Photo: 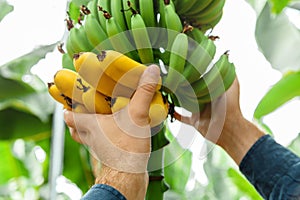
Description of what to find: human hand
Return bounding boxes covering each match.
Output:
[64,65,161,173]
[174,77,243,147]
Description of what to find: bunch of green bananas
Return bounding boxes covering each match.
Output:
[59,0,235,116]
[173,0,225,32]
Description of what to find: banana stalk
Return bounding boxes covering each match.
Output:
[146,123,170,200]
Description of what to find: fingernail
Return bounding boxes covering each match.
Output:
[146,65,160,78]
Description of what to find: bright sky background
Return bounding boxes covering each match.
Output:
[1,0,300,190]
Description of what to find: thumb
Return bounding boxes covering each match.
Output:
[129,65,160,124]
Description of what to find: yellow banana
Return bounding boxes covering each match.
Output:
[111,92,168,127]
[53,69,86,104]
[48,82,73,109]
[82,86,112,114]
[149,91,169,127]
[48,82,89,113]
[111,96,130,113]
[74,51,162,91]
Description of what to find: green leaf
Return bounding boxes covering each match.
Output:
[227,168,263,199]
[0,108,52,140]
[254,71,300,119]
[268,0,291,13]
[164,128,192,194]
[0,141,23,185]
[0,0,13,22]
[0,43,57,91]
[255,3,300,72]
[288,133,300,157]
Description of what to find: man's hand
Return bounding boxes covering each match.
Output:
[64,65,161,200]
[175,78,264,164]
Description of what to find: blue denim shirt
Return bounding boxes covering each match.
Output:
[240,135,300,199]
[82,135,300,200]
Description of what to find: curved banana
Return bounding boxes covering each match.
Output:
[187,52,232,98]
[197,62,236,103]
[110,0,127,31]
[139,0,156,27]
[74,51,161,92]
[82,86,112,114]
[149,91,169,127]
[164,1,183,54]
[53,68,88,104]
[97,0,111,32]
[182,37,216,84]
[186,27,205,44]
[48,82,73,109]
[65,34,76,59]
[111,92,168,127]
[174,91,206,113]
[174,0,198,15]
[74,53,135,97]
[184,0,214,16]
[196,10,223,32]
[122,0,137,29]
[84,13,113,51]
[189,0,225,19]
[131,12,154,64]
[87,0,99,22]
[104,12,138,60]
[164,33,188,92]
[69,26,94,53]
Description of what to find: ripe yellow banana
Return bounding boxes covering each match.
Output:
[74,51,162,92]
[82,86,112,114]
[73,52,136,97]
[53,68,85,104]
[111,92,168,127]
[48,82,73,109]
[48,82,89,113]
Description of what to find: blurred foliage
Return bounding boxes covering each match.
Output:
[0,0,13,22]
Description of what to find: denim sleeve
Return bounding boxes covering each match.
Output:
[239,135,300,199]
[81,184,126,200]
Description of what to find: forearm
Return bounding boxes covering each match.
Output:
[218,116,265,165]
[95,165,148,200]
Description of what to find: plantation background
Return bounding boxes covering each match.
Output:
[0,0,300,199]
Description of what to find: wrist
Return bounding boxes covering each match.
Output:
[95,165,148,200]
[218,116,265,165]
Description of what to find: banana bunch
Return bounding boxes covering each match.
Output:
[48,50,168,128]
[57,0,235,117]
[173,0,225,32]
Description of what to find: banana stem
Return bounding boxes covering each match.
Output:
[146,123,170,200]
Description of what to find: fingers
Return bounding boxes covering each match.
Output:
[173,111,193,125]
[129,65,160,125]
[68,127,84,144]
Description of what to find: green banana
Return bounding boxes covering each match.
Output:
[104,12,138,60]
[189,0,225,19]
[164,1,183,52]
[174,0,198,15]
[139,0,156,27]
[164,33,188,92]
[185,52,232,98]
[182,37,216,84]
[186,27,206,44]
[65,34,76,59]
[69,26,94,53]
[111,0,127,31]
[197,10,223,32]
[84,13,113,51]
[197,62,236,103]
[174,89,206,113]
[97,0,111,32]
[87,0,99,21]
[184,0,214,16]
[131,12,154,64]
[122,0,138,29]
